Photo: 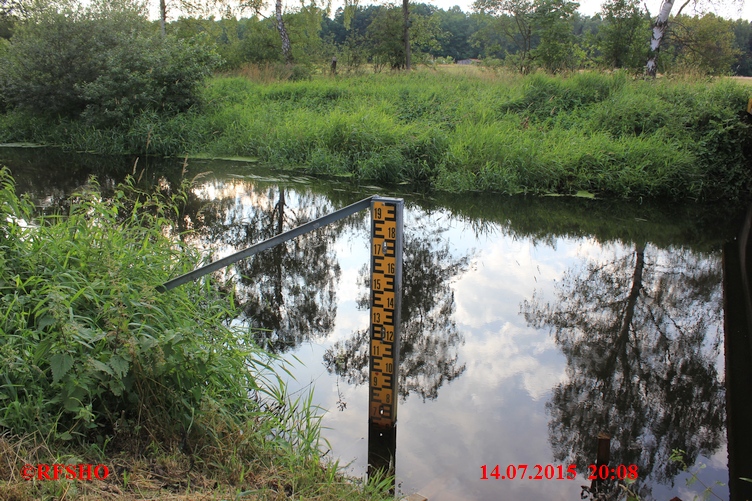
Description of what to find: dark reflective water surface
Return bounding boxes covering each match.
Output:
[3,147,748,501]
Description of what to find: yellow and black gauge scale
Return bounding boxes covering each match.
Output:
[368,197,404,428]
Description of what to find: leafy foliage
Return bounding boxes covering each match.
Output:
[597,0,649,70]
[366,3,443,69]
[531,0,580,72]
[473,0,536,71]
[431,6,481,60]
[663,13,741,75]
[0,0,219,127]
[0,167,295,447]
[472,0,580,72]
[732,19,752,75]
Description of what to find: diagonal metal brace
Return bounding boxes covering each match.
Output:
[158,195,376,292]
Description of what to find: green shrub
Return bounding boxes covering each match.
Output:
[0,0,220,128]
[0,167,279,444]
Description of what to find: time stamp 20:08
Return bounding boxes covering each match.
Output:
[480,464,639,481]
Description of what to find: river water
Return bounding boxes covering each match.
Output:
[3,147,748,501]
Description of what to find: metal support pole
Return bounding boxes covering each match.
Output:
[158,196,375,292]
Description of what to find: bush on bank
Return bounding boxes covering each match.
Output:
[1,167,240,443]
[1,69,751,202]
[0,0,219,127]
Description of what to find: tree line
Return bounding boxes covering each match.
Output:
[1,0,751,129]
[169,0,752,75]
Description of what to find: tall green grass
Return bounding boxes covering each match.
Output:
[1,69,750,202]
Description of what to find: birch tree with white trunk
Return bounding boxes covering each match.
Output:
[646,0,691,76]
[275,0,293,64]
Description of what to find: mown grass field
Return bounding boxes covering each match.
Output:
[1,67,751,202]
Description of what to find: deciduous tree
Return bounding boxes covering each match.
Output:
[665,13,740,75]
[532,0,579,72]
[275,0,293,63]
[366,3,441,69]
[646,0,695,76]
[0,0,219,126]
[473,0,535,71]
[473,0,578,73]
[598,0,649,69]
[432,6,480,60]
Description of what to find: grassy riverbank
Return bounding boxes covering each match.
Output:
[1,68,751,202]
[0,168,392,501]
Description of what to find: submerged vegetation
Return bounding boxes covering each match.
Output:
[0,167,392,500]
[2,69,751,202]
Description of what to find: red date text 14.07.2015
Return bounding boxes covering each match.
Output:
[479,464,639,481]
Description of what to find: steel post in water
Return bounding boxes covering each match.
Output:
[368,422,397,489]
[367,197,403,487]
[581,432,612,499]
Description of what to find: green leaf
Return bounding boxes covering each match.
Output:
[109,355,129,378]
[63,397,81,412]
[192,386,203,403]
[37,315,56,330]
[50,353,74,383]
[108,380,125,396]
[90,358,114,376]
[574,190,596,199]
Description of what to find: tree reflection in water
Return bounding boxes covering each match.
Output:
[191,183,355,353]
[522,243,725,500]
[324,215,472,402]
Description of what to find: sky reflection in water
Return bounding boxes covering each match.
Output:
[3,150,735,501]
[186,175,730,501]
